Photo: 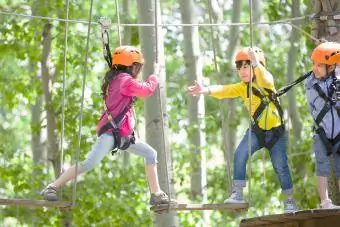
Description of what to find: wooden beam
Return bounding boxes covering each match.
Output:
[0,199,71,208]
[240,208,340,227]
[151,203,249,211]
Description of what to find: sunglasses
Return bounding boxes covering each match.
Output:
[235,60,251,70]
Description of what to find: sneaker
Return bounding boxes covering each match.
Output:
[149,191,178,206]
[320,199,340,209]
[284,198,297,213]
[224,187,245,203]
[41,184,58,201]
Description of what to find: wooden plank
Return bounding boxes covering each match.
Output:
[0,199,71,208]
[240,209,340,227]
[151,203,249,211]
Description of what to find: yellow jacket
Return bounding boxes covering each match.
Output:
[209,65,282,130]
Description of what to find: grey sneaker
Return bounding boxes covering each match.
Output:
[149,191,177,206]
[224,187,245,203]
[284,198,297,213]
[41,184,58,201]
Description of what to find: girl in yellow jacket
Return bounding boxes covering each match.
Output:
[188,47,296,213]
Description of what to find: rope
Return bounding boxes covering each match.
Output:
[0,10,314,27]
[206,0,232,195]
[154,0,159,62]
[72,0,94,207]
[114,0,122,46]
[290,23,320,43]
[154,0,172,211]
[59,0,70,200]
[247,0,254,206]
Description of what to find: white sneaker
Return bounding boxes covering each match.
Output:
[320,199,340,209]
[284,198,297,213]
[224,188,246,203]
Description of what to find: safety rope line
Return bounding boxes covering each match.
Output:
[0,10,316,26]
[290,23,320,43]
[114,0,122,46]
[72,0,94,207]
[59,0,70,200]
[247,0,254,207]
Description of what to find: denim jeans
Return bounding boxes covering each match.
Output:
[233,128,293,195]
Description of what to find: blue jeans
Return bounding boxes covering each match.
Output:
[233,128,293,195]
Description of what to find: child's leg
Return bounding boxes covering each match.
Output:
[313,139,340,209]
[127,140,176,205]
[233,128,261,186]
[224,129,260,203]
[43,133,115,201]
[268,133,293,196]
[268,132,297,212]
[53,133,115,188]
[145,164,161,193]
[314,134,331,198]
[313,134,337,208]
[127,140,160,193]
[332,142,340,193]
[317,176,329,201]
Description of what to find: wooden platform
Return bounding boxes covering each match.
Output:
[0,199,72,208]
[151,203,249,212]
[240,209,340,227]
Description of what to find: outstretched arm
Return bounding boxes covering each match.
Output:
[188,81,243,99]
[120,75,158,97]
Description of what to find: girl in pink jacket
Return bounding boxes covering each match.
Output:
[42,46,175,206]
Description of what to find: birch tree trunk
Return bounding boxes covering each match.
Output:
[179,0,208,225]
[208,0,242,193]
[41,23,60,178]
[137,0,178,226]
[286,0,302,141]
[179,0,207,201]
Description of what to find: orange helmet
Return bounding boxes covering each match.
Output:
[112,46,144,66]
[235,47,266,66]
[311,42,340,65]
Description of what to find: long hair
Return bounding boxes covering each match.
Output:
[101,65,132,98]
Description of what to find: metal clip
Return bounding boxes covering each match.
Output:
[98,17,111,31]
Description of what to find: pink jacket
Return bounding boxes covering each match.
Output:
[96,73,158,136]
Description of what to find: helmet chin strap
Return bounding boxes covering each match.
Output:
[324,64,336,79]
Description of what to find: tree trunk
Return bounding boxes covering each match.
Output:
[122,0,132,45]
[312,0,340,205]
[179,0,207,201]
[252,0,261,40]
[41,23,60,178]
[30,61,44,163]
[287,0,303,142]
[137,1,178,226]
[208,0,242,193]
[179,0,208,225]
